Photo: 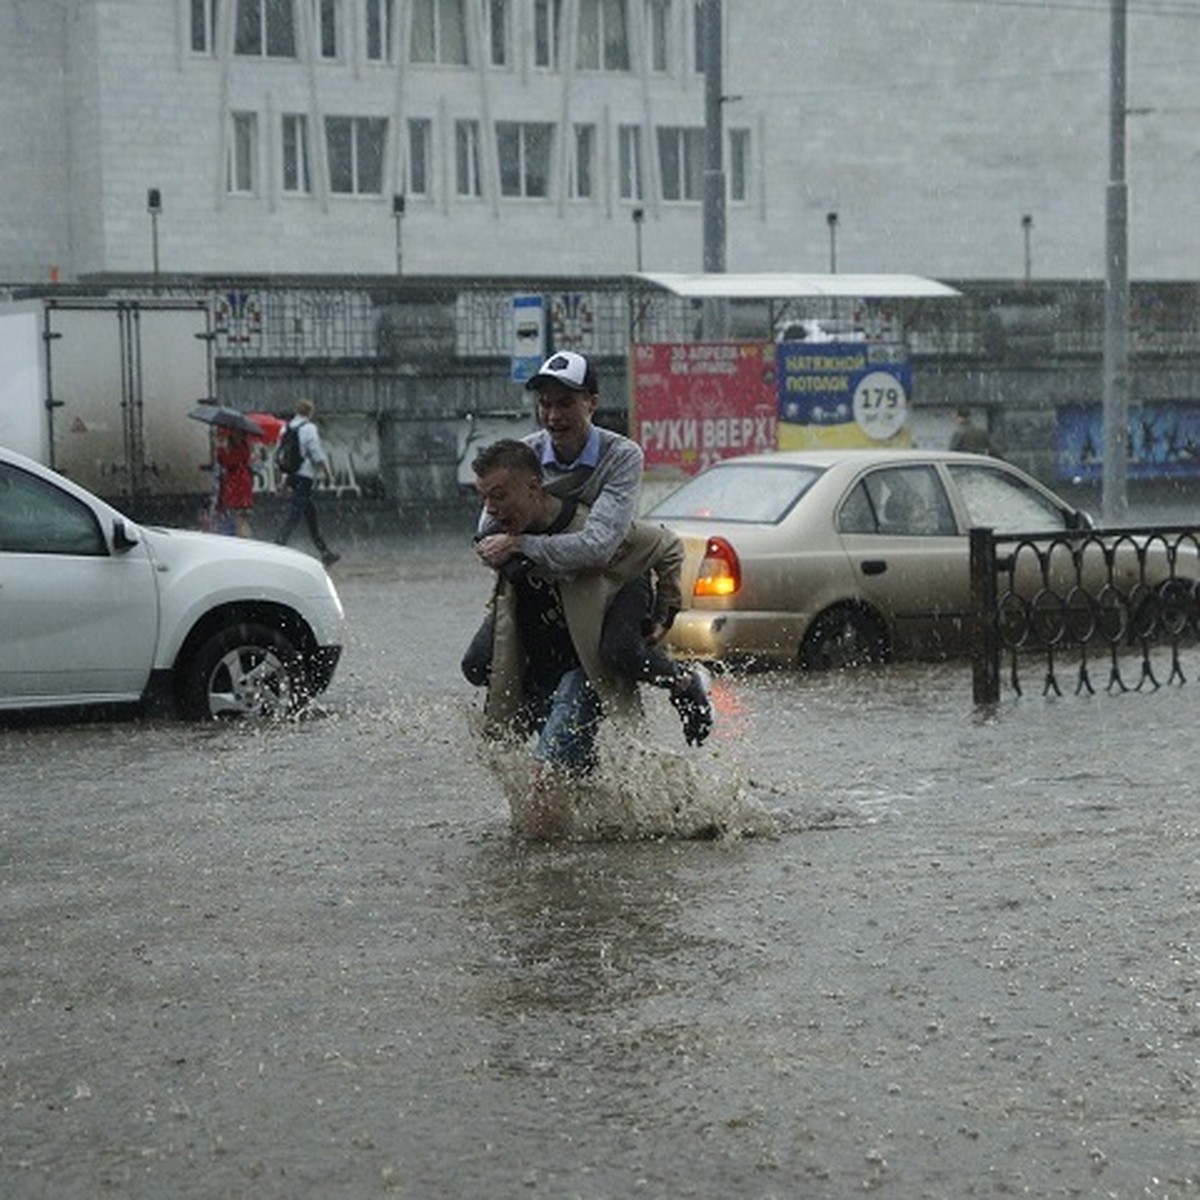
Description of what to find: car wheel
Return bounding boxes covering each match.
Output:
[799,604,888,671]
[180,622,304,720]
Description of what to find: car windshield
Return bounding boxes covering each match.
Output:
[647,463,824,524]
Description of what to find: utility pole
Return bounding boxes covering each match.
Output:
[1102,0,1129,524]
[701,0,727,340]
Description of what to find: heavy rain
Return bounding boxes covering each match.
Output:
[3,531,1199,1198]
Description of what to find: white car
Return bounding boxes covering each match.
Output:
[0,446,344,718]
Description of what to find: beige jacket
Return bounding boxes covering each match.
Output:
[483,507,684,735]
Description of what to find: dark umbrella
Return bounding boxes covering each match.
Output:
[188,405,265,437]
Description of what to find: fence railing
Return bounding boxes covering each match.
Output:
[969,525,1200,705]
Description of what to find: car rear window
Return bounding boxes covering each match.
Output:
[646,463,824,524]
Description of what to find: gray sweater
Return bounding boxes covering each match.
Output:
[478,426,645,575]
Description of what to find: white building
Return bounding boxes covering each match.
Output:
[2,0,1199,284]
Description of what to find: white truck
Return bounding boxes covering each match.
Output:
[0,296,214,498]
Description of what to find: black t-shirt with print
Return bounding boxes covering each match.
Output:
[510,499,579,690]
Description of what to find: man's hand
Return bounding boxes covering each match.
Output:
[475,533,522,568]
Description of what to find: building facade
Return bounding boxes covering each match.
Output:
[3,0,1200,284]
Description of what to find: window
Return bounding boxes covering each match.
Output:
[0,464,105,556]
[314,0,338,57]
[487,0,510,66]
[410,0,467,64]
[947,465,1069,534]
[456,120,482,196]
[325,116,387,194]
[729,127,749,202]
[282,114,311,193]
[657,125,703,201]
[578,0,629,70]
[497,122,552,198]
[839,467,956,537]
[407,118,431,196]
[235,0,297,57]
[190,0,219,53]
[366,0,393,60]
[227,112,259,194]
[534,0,561,67]
[618,124,643,200]
[646,0,669,72]
[691,0,704,72]
[570,124,595,199]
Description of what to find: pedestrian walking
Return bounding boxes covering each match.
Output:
[274,398,340,567]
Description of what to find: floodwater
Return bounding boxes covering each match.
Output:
[2,535,1198,1199]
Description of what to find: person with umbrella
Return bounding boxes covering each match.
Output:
[215,426,255,537]
[188,404,265,537]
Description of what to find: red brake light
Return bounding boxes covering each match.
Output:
[694,536,741,598]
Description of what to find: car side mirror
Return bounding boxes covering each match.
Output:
[112,519,140,552]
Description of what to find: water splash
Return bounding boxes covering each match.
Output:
[473,717,779,843]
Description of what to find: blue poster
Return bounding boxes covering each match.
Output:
[1057,403,1200,480]
[510,294,544,383]
[776,341,913,449]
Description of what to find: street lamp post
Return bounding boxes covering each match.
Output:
[826,210,838,273]
[1022,214,1033,285]
[147,188,162,276]
[632,207,645,272]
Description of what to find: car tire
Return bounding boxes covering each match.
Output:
[179,622,304,720]
[799,605,888,671]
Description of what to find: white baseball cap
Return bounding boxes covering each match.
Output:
[525,351,598,395]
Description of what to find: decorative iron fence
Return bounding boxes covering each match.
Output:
[970,525,1200,705]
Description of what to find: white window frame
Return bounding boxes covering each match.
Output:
[190,0,219,54]
[618,124,643,201]
[657,125,703,201]
[282,113,311,194]
[313,0,339,59]
[728,127,749,203]
[497,122,553,199]
[577,0,630,71]
[646,0,669,73]
[227,111,259,195]
[366,0,394,61]
[407,117,432,196]
[410,0,468,64]
[325,116,388,195]
[455,119,483,197]
[569,124,595,200]
[234,0,298,57]
[486,0,510,66]
[533,0,561,69]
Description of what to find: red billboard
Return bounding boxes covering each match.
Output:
[632,342,778,474]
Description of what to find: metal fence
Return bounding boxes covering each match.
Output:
[969,525,1200,705]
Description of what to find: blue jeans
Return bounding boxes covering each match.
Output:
[529,668,602,775]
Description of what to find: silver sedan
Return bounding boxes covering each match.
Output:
[645,448,1100,669]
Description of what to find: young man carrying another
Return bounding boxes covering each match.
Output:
[471,351,711,744]
[468,439,691,785]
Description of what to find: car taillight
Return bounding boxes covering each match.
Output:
[694,536,741,597]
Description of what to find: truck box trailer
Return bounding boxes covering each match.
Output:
[0,297,214,498]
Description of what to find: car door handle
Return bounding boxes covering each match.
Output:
[860,560,887,576]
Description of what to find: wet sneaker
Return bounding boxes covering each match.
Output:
[670,666,713,747]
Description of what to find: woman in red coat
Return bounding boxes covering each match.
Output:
[216,428,255,537]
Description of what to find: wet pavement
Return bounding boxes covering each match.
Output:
[2,533,1199,1199]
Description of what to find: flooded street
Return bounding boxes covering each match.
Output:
[2,535,1198,1199]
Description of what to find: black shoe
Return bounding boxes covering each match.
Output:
[670,667,713,747]
[321,551,341,568]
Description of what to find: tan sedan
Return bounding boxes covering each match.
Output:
[645,449,1103,669]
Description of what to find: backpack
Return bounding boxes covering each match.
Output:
[275,420,305,476]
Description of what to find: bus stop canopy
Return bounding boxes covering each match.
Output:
[635,272,961,299]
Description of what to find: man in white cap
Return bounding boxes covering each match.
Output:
[468,352,711,746]
[474,350,642,576]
